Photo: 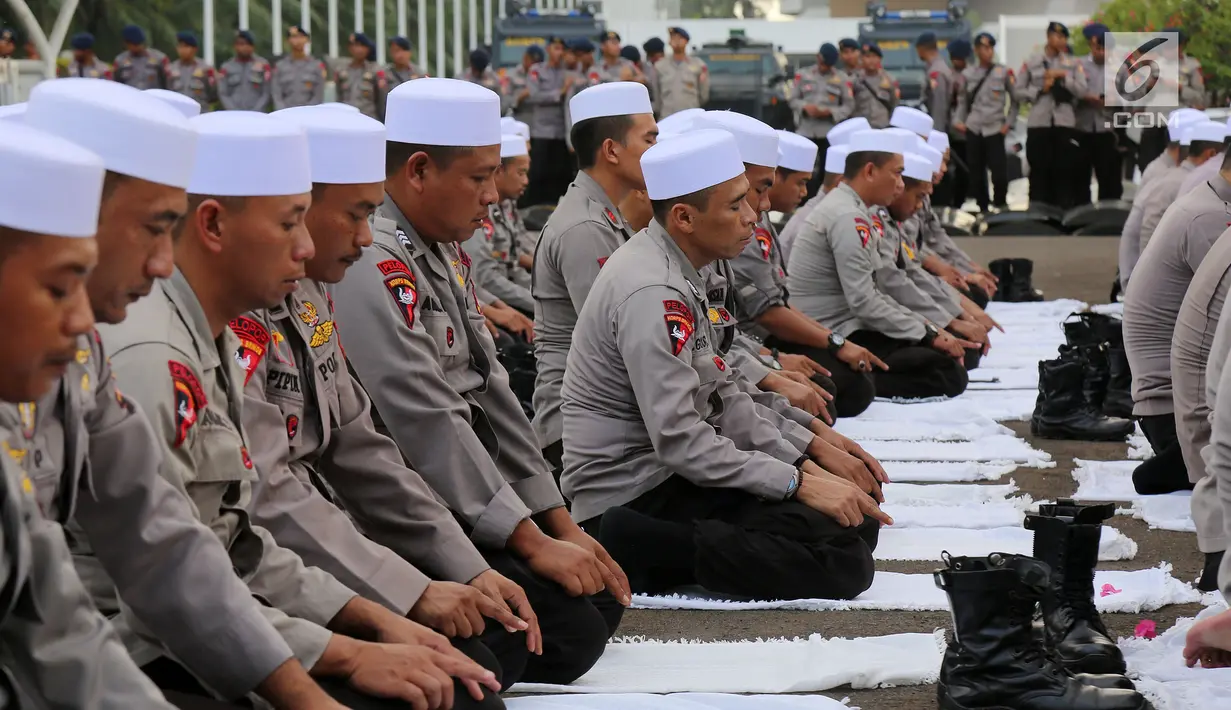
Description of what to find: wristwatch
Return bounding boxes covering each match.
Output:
[784,466,803,501]
[921,322,940,346]
[826,332,846,355]
[769,347,784,370]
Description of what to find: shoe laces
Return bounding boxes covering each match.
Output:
[1007,590,1054,667]
[1059,545,1109,632]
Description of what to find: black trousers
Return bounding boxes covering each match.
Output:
[764,337,877,418]
[1138,125,1169,173]
[945,326,983,372]
[1026,126,1082,209]
[933,135,969,208]
[960,283,990,309]
[1076,131,1123,204]
[590,475,878,601]
[475,545,619,687]
[1132,413,1195,496]
[847,330,969,399]
[524,138,574,207]
[805,137,830,200]
[143,642,505,709]
[967,132,1009,211]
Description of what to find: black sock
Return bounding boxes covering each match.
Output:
[1198,550,1226,593]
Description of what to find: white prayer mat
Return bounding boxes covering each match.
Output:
[860,435,1052,466]
[1090,302,1124,317]
[628,566,1198,614]
[974,353,1055,370]
[858,399,1003,424]
[966,367,1040,391]
[951,389,1040,422]
[507,631,946,695]
[873,525,1137,561]
[1128,433,1154,460]
[1121,603,1231,710]
[833,418,1012,442]
[880,462,1017,483]
[1072,459,1143,501]
[882,482,1019,506]
[1132,494,1196,533]
[507,694,857,710]
[984,299,1088,320]
[882,501,1027,529]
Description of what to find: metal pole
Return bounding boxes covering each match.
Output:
[468,0,477,52]
[273,0,283,57]
[376,0,385,63]
[239,0,249,29]
[498,0,506,19]
[418,0,428,74]
[204,0,215,67]
[302,0,311,35]
[328,0,339,57]
[397,0,408,39]
[453,0,462,76]
[355,0,363,32]
[436,0,445,78]
[483,0,492,45]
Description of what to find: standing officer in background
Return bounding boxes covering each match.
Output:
[596,31,644,85]
[386,37,425,92]
[1076,23,1121,204]
[335,33,387,119]
[852,42,899,128]
[653,27,709,119]
[792,43,855,199]
[954,32,1018,214]
[113,24,169,90]
[219,30,272,112]
[524,37,572,206]
[273,25,327,110]
[1014,21,1087,210]
[916,32,954,134]
[62,32,111,78]
[505,45,543,125]
[837,38,862,80]
[563,38,602,153]
[457,48,503,96]
[940,38,972,208]
[641,37,665,104]
[168,32,216,112]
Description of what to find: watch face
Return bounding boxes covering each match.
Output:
[833,333,845,346]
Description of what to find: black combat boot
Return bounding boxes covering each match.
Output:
[988,258,1013,301]
[1026,501,1128,676]
[1008,258,1045,302]
[1031,349,1135,441]
[1103,347,1134,420]
[935,553,1148,710]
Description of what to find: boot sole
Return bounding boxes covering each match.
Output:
[939,690,1151,710]
[1030,423,1132,442]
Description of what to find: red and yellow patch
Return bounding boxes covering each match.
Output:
[754,226,773,261]
[229,316,270,386]
[854,217,872,248]
[286,414,299,440]
[380,259,418,329]
[870,213,885,240]
[168,361,207,448]
[663,299,695,357]
[482,218,495,240]
[241,446,253,469]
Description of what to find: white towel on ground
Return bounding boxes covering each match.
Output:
[507,631,946,695]
[860,435,1052,465]
[952,389,1041,422]
[1089,302,1124,317]
[873,525,1137,561]
[1120,603,1231,710]
[629,566,1198,614]
[984,299,1088,320]
[880,462,1017,483]
[507,694,856,710]
[882,482,1019,505]
[1132,494,1196,533]
[834,418,1012,442]
[966,368,1040,391]
[1128,433,1154,460]
[1071,459,1143,501]
[882,501,1027,529]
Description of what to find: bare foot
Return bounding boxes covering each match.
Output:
[1183,609,1231,668]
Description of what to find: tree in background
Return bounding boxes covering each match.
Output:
[680,0,764,19]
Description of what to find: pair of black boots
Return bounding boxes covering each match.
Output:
[989,258,1045,302]
[936,501,1149,710]
[1031,313,1135,441]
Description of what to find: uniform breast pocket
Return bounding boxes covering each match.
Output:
[226,73,243,88]
[690,346,725,413]
[250,71,265,86]
[825,85,841,98]
[422,312,462,359]
[187,408,258,486]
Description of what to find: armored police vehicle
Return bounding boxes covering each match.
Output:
[695,30,794,130]
[857,0,971,105]
[491,5,606,71]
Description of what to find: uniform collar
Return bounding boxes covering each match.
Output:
[575,170,630,232]
[165,267,221,369]
[758,211,778,239]
[836,182,869,212]
[378,193,455,282]
[647,220,707,302]
[1211,172,1231,203]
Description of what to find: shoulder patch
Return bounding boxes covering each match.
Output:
[870,213,885,240]
[168,361,207,448]
[854,220,873,248]
[754,226,773,261]
[378,258,411,276]
[384,269,418,329]
[229,316,270,386]
[482,218,495,240]
[663,299,695,357]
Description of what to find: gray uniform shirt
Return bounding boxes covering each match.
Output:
[954,63,1019,137]
[61,56,110,79]
[336,60,387,119]
[272,55,327,109]
[786,183,929,341]
[1123,175,1231,416]
[218,55,273,111]
[531,172,635,448]
[0,333,294,699]
[112,48,169,89]
[100,269,357,674]
[731,213,791,342]
[892,210,963,318]
[525,61,569,140]
[463,203,533,313]
[505,64,533,124]
[237,280,489,617]
[914,195,976,272]
[561,222,801,523]
[1076,57,1112,134]
[790,65,855,139]
[385,62,424,92]
[1181,158,1222,196]
[779,189,828,263]
[922,56,954,132]
[0,450,177,710]
[331,197,565,549]
[653,55,710,118]
[1140,161,1200,250]
[1014,51,1087,129]
[1200,278,1231,601]
[852,69,899,128]
[167,58,217,110]
[872,208,961,325]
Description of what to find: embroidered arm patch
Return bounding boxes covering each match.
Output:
[379,259,418,329]
[754,226,773,261]
[168,361,207,448]
[229,316,271,386]
[663,299,695,357]
[854,217,873,248]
